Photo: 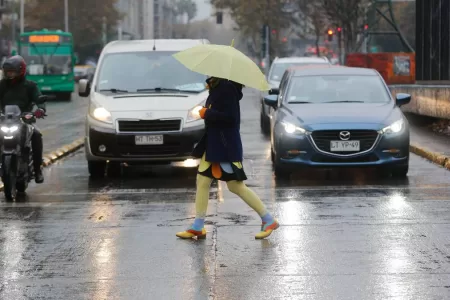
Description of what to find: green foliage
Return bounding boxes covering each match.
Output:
[24,0,121,54]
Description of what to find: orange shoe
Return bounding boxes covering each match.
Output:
[255,219,279,239]
[176,228,207,239]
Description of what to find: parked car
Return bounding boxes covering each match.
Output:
[264,66,411,179]
[260,56,331,134]
[74,65,95,82]
[78,39,210,177]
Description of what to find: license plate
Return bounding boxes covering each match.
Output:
[135,135,163,145]
[41,86,51,91]
[330,140,360,151]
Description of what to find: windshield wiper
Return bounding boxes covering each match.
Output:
[99,88,128,93]
[323,100,365,103]
[137,87,199,93]
[288,101,312,104]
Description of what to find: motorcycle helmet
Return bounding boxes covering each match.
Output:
[2,55,27,81]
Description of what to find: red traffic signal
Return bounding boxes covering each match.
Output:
[337,27,342,32]
[364,24,369,30]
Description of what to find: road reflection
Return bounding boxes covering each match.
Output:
[89,194,118,300]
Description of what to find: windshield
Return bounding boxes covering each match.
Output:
[286,75,391,104]
[96,51,207,93]
[269,62,326,81]
[21,45,72,75]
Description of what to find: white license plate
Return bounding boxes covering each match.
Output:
[330,140,360,151]
[135,135,163,145]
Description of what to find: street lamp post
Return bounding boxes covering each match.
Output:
[64,0,69,32]
[20,0,24,33]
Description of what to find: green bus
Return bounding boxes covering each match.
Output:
[16,29,77,100]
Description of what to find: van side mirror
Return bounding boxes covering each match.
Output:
[78,79,90,97]
[396,93,411,107]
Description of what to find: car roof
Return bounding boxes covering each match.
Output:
[102,39,210,54]
[273,56,329,64]
[291,66,378,77]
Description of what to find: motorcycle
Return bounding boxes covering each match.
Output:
[0,95,49,201]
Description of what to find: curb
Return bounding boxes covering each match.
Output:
[0,138,85,191]
[410,143,450,170]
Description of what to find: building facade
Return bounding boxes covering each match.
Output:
[117,0,176,40]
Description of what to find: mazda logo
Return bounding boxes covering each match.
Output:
[339,131,350,140]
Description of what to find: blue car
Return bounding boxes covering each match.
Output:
[264,66,411,179]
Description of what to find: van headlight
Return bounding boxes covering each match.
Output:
[90,102,112,124]
[381,119,404,134]
[187,100,206,122]
[281,122,307,135]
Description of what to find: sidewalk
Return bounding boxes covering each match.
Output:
[409,116,450,169]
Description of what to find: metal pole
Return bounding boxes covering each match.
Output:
[20,0,24,33]
[64,0,69,32]
[118,21,122,40]
[102,17,107,45]
[265,24,270,75]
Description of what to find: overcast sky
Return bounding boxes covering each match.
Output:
[193,0,212,21]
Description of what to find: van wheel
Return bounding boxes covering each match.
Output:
[88,161,106,177]
[107,162,122,177]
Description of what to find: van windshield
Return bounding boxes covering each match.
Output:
[96,51,207,93]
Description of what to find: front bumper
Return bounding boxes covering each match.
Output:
[86,124,204,162]
[275,130,409,169]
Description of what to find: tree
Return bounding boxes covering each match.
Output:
[293,1,329,57]
[318,0,371,53]
[176,0,197,23]
[24,0,121,57]
[211,0,295,59]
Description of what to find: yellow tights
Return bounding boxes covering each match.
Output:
[195,174,268,218]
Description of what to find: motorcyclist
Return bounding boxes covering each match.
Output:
[0,55,46,183]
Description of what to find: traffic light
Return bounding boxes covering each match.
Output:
[327,29,334,42]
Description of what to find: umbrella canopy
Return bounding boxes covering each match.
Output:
[172,41,270,91]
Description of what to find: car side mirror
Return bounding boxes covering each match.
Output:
[78,79,90,97]
[396,93,411,107]
[264,95,278,108]
[269,88,279,95]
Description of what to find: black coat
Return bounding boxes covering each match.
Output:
[192,79,244,162]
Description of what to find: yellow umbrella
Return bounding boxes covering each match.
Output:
[173,40,270,91]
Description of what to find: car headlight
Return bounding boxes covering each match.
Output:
[187,100,206,122]
[381,119,404,134]
[90,102,112,124]
[281,122,307,135]
[1,125,18,133]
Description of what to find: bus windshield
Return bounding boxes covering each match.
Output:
[21,45,72,75]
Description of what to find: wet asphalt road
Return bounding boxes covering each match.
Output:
[2,90,450,299]
[39,91,87,154]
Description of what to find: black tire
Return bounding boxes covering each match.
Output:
[271,148,275,163]
[274,164,291,180]
[391,164,409,178]
[260,104,270,135]
[62,92,72,101]
[16,181,28,193]
[88,161,106,178]
[2,156,17,201]
[106,162,122,177]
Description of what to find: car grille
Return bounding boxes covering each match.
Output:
[311,154,379,163]
[118,119,181,132]
[117,135,180,157]
[311,130,379,155]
